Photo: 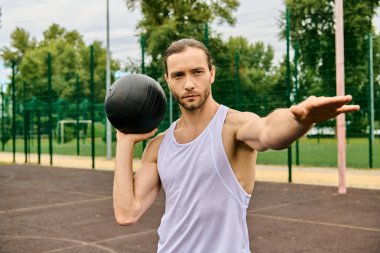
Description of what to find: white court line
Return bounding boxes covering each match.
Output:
[0,230,157,253]
[0,170,15,185]
[4,182,109,198]
[0,235,117,253]
[0,196,112,214]
[40,229,157,252]
[43,241,118,253]
[250,195,332,212]
[250,213,380,233]
[94,229,157,244]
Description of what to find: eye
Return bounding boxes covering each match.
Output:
[193,70,203,75]
[172,72,184,79]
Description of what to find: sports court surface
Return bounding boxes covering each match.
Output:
[1,164,379,253]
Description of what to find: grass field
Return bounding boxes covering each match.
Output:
[257,137,380,169]
[1,137,379,169]
[0,137,143,159]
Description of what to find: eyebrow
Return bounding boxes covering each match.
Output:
[170,67,206,75]
[192,67,206,71]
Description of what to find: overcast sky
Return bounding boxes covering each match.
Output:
[0,0,379,85]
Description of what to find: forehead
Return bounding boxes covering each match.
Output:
[166,47,208,72]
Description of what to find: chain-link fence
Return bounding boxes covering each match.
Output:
[1,4,379,169]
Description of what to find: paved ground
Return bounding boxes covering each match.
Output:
[0,164,379,253]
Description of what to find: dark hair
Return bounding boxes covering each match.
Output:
[163,38,214,75]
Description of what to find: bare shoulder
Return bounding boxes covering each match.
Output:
[225,109,261,128]
[146,131,167,150]
[141,131,167,163]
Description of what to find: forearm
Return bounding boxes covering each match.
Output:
[113,139,139,224]
[239,95,359,151]
[260,108,313,150]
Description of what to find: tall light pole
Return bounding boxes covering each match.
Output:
[106,0,112,159]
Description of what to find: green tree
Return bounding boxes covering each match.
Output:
[123,0,241,122]
[1,27,36,69]
[280,0,380,134]
[215,36,286,115]
[1,24,120,103]
[124,0,283,117]
[124,0,239,74]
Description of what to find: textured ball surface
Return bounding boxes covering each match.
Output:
[105,74,167,133]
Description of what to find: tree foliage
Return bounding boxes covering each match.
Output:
[216,36,287,114]
[1,24,120,103]
[124,0,239,64]
[123,0,285,118]
[281,0,380,133]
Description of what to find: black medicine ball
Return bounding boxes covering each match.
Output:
[105,74,167,133]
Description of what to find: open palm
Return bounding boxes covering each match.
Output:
[290,95,360,125]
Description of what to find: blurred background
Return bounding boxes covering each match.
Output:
[0,0,379,169]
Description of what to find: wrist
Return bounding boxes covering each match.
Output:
[116,136,135,151]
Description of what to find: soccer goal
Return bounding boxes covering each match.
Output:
[57,119,92,144]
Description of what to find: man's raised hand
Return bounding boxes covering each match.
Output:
[290,95,360,125]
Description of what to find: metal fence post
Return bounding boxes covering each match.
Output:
[294,44,300,166]
[11,60,16,163]
[367,33,374,168]
[204,23,209,48]
[76,74,80,156]
[1,84,5,151]
[286,7,292,182]
[47,52,53,165]
[235,50,240,110]
[37,110,41,164]
[90,45,95,169]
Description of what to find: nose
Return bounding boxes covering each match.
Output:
[184,76,195,91]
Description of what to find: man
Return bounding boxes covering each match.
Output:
[113,38,359,252]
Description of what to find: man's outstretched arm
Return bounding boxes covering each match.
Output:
[236,95,360,151]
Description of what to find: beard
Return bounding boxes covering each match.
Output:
[172,86,211,111]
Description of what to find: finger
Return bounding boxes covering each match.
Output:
[142,128,158,139]
[336,105,360,113]
[310,95,353,109]
[149,128,159,136]
[331,95,353,106]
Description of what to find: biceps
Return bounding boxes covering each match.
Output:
[236,118,269,152]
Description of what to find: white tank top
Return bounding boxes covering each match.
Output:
[157,105,252,253]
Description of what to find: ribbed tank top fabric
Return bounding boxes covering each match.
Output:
[156,105,251,253]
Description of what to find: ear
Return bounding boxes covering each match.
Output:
[210,66,216,84]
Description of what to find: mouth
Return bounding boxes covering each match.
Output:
[182,94,198,99]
